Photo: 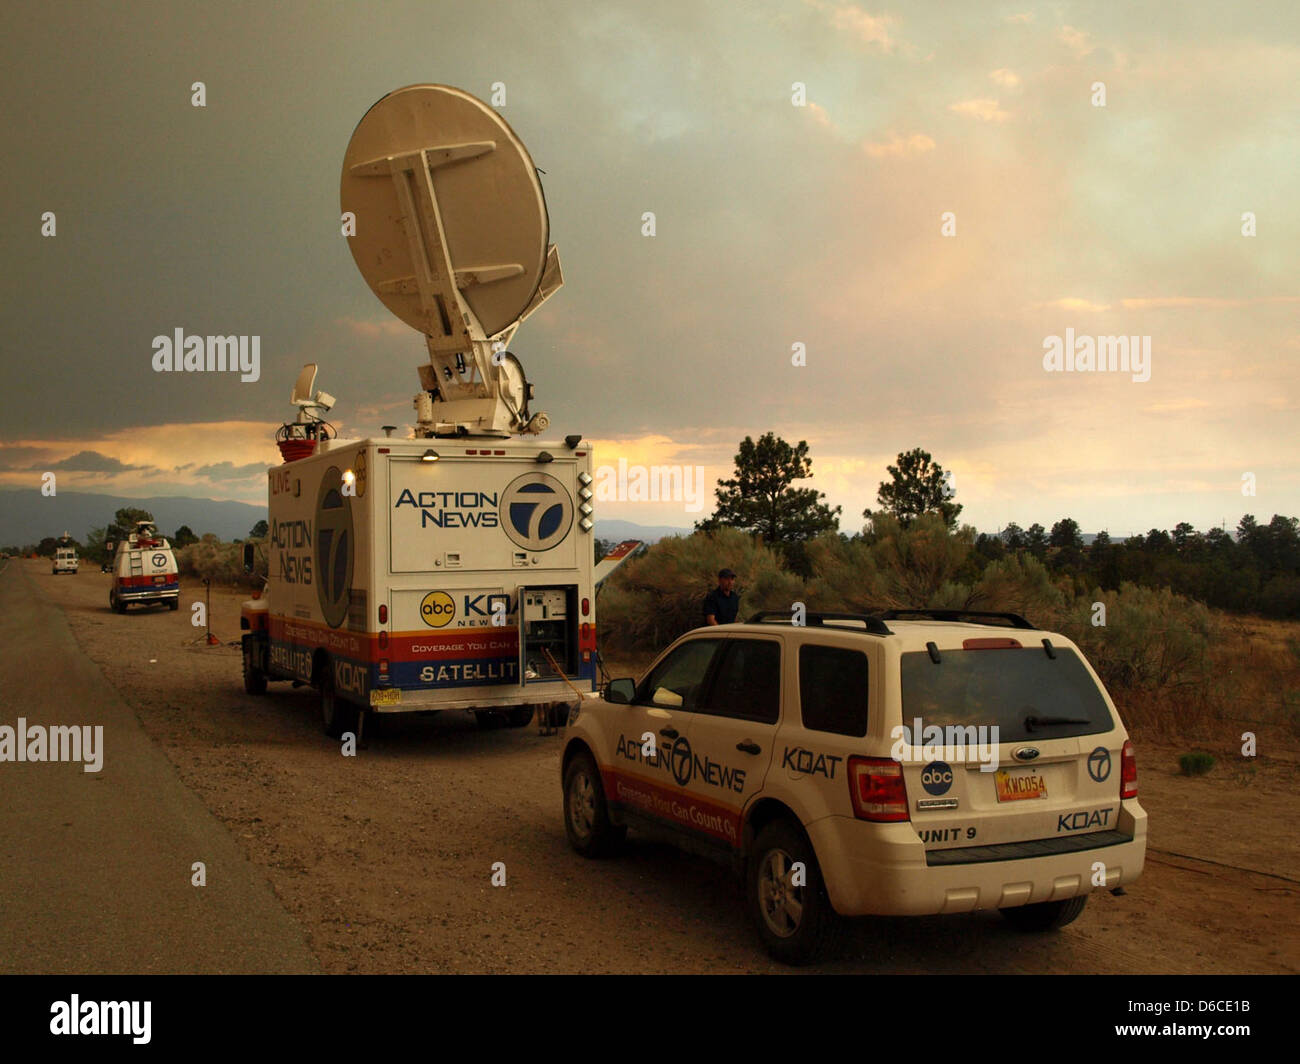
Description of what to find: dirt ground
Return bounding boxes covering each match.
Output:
[23,559,1300,973]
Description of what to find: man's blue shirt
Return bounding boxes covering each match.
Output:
[703,587,739,624]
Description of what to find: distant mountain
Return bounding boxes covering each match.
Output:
[0,489,267,546]
[595,519,694,545]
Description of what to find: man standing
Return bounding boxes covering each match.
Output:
[703,568,740,626]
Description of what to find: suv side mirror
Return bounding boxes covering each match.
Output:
[606,678,635,704]
[242,542,255,573]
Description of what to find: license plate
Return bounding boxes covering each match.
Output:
[995,769,1048,801]
[153,575,166,585]
[369,687,401,707]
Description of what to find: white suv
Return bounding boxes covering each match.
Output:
[562,610,1146,964]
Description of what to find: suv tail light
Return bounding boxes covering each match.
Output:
[1121,740,1138,799]
[848,757,910,822]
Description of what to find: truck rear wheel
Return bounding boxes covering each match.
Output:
[505,706,535,728]
[168,598,179,611]
[320,667,360,740]
[109,590,126,614]
[243,638,268,695]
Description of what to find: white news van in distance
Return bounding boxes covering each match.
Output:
[108,521,180,612]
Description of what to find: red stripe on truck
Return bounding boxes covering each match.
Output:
[266,615,520,664]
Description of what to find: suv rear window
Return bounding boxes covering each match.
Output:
[900,646,1113,742]
[799,644,869,737]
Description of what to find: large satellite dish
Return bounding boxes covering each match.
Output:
[341,84,550,341]
[341,84,561,437]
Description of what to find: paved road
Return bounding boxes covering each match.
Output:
[0,560,319,973]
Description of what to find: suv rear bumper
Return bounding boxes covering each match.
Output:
[117,587,179,602]
[807,799,1147,916]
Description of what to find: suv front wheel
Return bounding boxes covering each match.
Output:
[747,819,835,965]
[563,751,625,857]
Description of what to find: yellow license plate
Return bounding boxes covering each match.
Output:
[369,687,402,707]
[995,769,1047,801]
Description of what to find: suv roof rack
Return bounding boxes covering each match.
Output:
[746,611,894,636]
[871,609,1035,630]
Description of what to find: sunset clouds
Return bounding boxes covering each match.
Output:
[2,1,1295,536]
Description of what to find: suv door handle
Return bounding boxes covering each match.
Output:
[659,728,679,740]
[736,740,761,755]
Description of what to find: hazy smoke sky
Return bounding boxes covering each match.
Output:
[2,1,1296,536]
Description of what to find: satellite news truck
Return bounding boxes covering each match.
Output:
[241,84,628,739]
[108,521,179,611]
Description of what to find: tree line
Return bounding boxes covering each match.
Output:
[693,433,1300,619]
[5,508,271,564]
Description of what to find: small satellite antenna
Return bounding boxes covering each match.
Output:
[290,363,335,421]
[277,362,337,461]
[341,84,562,437]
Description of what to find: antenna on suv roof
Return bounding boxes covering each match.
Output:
[745,611,893,636]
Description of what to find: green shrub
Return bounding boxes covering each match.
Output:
[962,553,1067,623]
[801,533,884,612]
[866,513,974,608]
[597,528,799,652]
[1178,751,1215,776]
[176,536,267,586]
[1058,583,1217,692]
[1259,575,1300,619]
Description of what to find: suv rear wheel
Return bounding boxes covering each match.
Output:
[563,751,625,857]
[1000,894,1088,931]
[748,819,835,965]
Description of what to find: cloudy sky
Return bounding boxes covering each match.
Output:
[1,0,1296,537]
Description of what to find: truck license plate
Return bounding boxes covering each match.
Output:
[369,688,401,707]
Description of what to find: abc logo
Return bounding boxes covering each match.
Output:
[921,761,954,796]
[419,591,455,628]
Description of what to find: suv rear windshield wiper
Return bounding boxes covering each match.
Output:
[1024,715,1091,731]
